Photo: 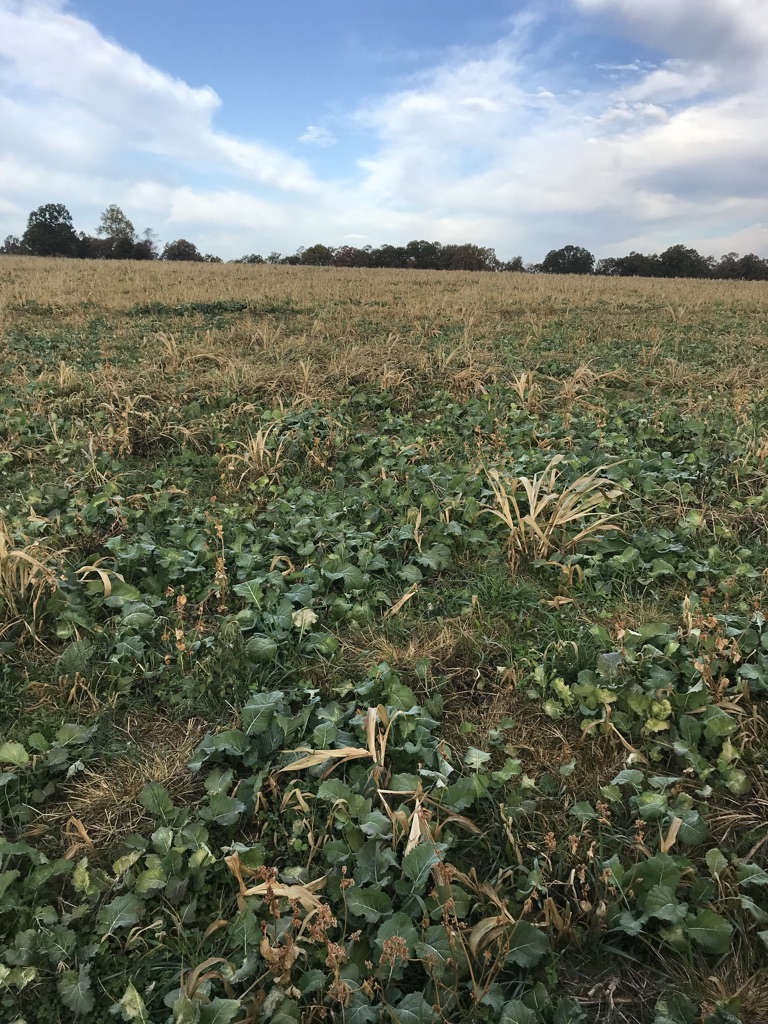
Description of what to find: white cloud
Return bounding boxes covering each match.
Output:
[299,125,337,147]
[0,0,766,259]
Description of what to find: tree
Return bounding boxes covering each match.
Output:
[21,203,78,257]
[0,235,25,255]
[161,239,204,262]
[299,243,334,266]
[540,245,595,275]
[501,256,525,272]
[96,204,136,241]
[657,244,710,279]
[236,253,265,264]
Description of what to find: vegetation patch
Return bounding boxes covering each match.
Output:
[1,260,768,1022]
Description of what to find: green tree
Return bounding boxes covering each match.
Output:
[161,239,204,262]
[540,244,595,275]
[96,205,136,241]
[299,243,334,266]
[21,203,78,257]
[0,235,25,255]
[657,244,711,278]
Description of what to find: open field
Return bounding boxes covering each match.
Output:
[2,257,768,1023]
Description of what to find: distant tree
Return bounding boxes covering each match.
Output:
[202,253,223,263]
[0,235,25,255]
[444,243,500,271]
[299,243,334,266]
[96,204,136,242]
[657,244,710,279]
[501,256,525,272]
[266,251,283,264]
[714,251,768,280]
[331,245,370,268]
[540,245,595,275]
[161,239,204,262]
[21,203,78,257]
[236,253,265,264]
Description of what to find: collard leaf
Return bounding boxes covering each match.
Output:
[138,781,175,820]
[402,844,440,888]
[505,921,549,967]
[200,793,246,826]
[58,965,95,1015]
[644,884,687,923]
[346,887,393,923]
[242,691,284,734]
[111,981,150,1022]
[199,999,243,1024]
[390,992,437,1023]
[687,909,733,954]
[500,1000,538,1024]
[0,741,29,766]
[97,893,143,935]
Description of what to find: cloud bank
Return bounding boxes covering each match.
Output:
[0,0,766,259]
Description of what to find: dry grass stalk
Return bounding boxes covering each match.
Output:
[484,455,624,569]
[0,520,62,635]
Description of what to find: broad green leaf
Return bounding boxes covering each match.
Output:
[200,793,246,826]
[111,981,149,1022]
[390,992,437,1023]
[199,1000,243,1024]
[135,862,167,896]
[644,884,687,923]
[569,801,598,821]
[376,913,419,956]
[402,844,440,888]
[506,921,549,967]
[346,887,393,923]
[500,1000,538,1024]
[97,893,143,935]
[241,690,284,734]
[58,965,94,1015]
[464,747,491,769]
[687,909,733,954]
[0,741,29,766]
[138,781,175,820]
[233,579,264,604]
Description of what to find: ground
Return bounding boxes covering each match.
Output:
[1,258,768,1023]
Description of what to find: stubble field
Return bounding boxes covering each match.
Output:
[1,257,768,1023]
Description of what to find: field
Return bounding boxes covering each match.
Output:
[1,256,768,1023]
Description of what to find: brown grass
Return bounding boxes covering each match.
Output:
[35,715,210,856]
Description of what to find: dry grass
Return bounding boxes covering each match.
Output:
[35,715,210,855]
[484,455,624,569]
[0,519,63,637]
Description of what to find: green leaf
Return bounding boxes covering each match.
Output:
[644,884,687,923]
[135,862,167,896]
[242,690,284,734]
[500,1000,538,1024]
[569,801,598,820]
[346,887,393,923]
[233,579,264,604]
[505,921,549,967]
[138,781,175,820]
[199,1000,243,1024]
[110,981,149,1022]
[244,634,279,663]
[636,791,668,820]
[687,909,733,954]
[402,844,440,888]
[97,893,143,935]
[464,746,491,769]
[390,992,437,1023]
[0,741,29,766]
[376,912,419,955]
[58,965,95,1015]
[200,793,246,826]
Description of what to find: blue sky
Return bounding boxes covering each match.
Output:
[1,0,766,260]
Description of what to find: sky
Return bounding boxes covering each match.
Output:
[1,0,767,261]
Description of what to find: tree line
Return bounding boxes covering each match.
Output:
[2,203,767,280]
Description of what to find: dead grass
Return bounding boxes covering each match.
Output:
[35,715,210,856]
